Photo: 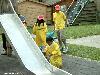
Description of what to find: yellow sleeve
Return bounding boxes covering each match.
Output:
[44,46,50,56]
[62,12,66,20]
[55,43,59,50]
[52,43,61,55]
[53,13,56,22]
[33,24,36,35]
[44,23,48,32]
[52,50,58,55]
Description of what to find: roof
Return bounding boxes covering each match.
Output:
[17,0,63,6]
[45,0,62,5]
[17,0,50,6]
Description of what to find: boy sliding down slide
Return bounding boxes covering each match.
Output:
[44,36,62,68]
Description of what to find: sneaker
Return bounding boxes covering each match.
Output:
[39,46,45,53]
[62,47,68,54]
[60,47,64,53]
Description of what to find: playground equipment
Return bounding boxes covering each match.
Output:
[67,0,89,25]
[0,0,71,75]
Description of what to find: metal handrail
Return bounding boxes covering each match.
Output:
[68,0,89,25]
[68,1,80,24]
[66,0,75,13]
[72,0,89,24]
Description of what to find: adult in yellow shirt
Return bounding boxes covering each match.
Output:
[53,5,68,53]
[33,15,47,48]
[45,37,62,68]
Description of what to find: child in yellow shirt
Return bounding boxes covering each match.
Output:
[33,15,47,51]
[45,37,62,68]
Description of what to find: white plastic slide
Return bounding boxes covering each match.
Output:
[0,0,72,75]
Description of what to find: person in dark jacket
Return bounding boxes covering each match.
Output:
[1,33,12,56]
[1,33,7,55]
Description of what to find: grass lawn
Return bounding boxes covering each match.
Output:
[0,28,2,41]
[0,25,100,61]
[0,36,2,42]
[47,24,100,39]
[68,44,100,61]
[27,24,100,61]
[27,26,33,34]
[27,24,100,39]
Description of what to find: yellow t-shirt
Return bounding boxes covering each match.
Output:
[53,11,66,30]
[45,41,62,68]
[33,23,47,46]
[45,42,61,56]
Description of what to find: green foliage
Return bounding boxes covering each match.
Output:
[27,26,33,34]
[0,28,2,41]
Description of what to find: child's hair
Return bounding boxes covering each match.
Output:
[46,37,54,42]
[36,19,45,26]
[18,13,20,16]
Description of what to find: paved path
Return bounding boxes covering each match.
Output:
[0,52,100,75]
[67,35,100,48]
[63,55,100,75]
[0,55,35,75]
[0,42,35,75]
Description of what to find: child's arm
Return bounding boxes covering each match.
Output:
[53,13,56,30]
[44,23,48,33]
[52,43,61,56]
[32,24,36,35]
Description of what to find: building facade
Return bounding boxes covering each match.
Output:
[17,1,52,26]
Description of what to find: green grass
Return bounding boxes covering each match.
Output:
[28,24,100,39]
[67,44,100,61]
[27,26,33,34]
[0,28,2,41]
[48,24,100,39]
[0,36,2,41]
[31,24,100,61]
[1,25,100,61]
